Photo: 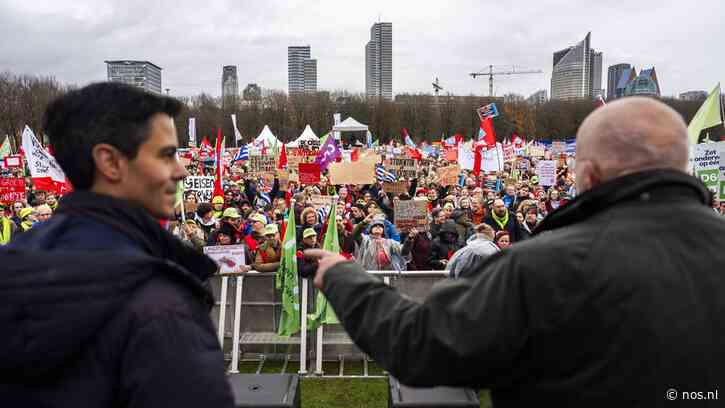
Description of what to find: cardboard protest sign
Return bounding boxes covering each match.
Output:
[444,146,458,162]
[386,157,417,180]
[203,244,247,274]
[0,178,26,203]
[382,181,408,195]
[298,163,321,185]
[437,165,460,187]
[537,160,557,186]
[328,153,378,185]
[248,154,276,174]
[394,200,429,232]
[308,194,334,212]
[183,176,215,203]
[502,143,515,162]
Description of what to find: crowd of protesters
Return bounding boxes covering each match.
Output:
[5,144,723,274]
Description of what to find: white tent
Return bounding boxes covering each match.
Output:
[254,125,282,148]
[332,117,369,132]
[287,124,319,148]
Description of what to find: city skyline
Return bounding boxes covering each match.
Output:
[1,0,723,98]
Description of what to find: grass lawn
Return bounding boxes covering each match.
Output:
[232,359,492,407]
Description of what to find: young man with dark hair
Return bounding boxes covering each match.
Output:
[0,82,234,407]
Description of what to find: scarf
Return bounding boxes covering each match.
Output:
[21,219,33,231]
[0,217,11,245]
[56,191,218,284]
[491,209,509,231]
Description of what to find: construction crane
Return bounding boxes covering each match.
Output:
[469,65,543,97]
[432,77,444,96]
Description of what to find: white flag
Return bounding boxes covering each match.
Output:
[231,114,243,142]
[21,126,66,182]
[188,117,196,147]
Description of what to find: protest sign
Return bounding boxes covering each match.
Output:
[248,154,276,174]
[457,142,475,170]
[382,181,408,195]
[4,155,22,168]
[328,154,377,185]
[528,144,545,158]
[502,143,515,162]
[298,139,320,151]
[278,170,289,190]
[443,146,458,162]
[693,142,724,194]
[394,200,429,232]
[308,194,334,212]
[437,165,460,187]
[183,176,215,203]
[0,178,26,203]
[386,157,417,180]
[298,163,321,185]
[203,244,247,274]
[537,160,557,186]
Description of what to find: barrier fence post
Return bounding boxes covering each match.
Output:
[217,276,229,346]
[315,325,324,375]
[299,278,308,374]
[229,276,244,374]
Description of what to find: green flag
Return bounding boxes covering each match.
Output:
[308,204,340,329]
[0,136,11,159]
[320,132,330,145]
[688,84,723,144]
[277,206,301,336]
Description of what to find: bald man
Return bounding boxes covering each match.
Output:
[306,97,725,407]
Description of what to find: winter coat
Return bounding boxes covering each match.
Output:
[317,170,725,407]
[0,191,234,407]
[428,221,462,270]
[483,209,523,243]
[402,231,433,270]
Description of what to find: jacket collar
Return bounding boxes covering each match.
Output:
[534,169,710,235]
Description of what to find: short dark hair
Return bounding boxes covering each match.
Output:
[196,203,212,218]
[42,82,183,190]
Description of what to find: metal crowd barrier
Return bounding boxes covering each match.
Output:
[212,269,449,377]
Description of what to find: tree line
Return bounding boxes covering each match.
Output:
[0,71,708,150]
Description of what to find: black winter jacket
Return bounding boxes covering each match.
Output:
[320,170,725,407]
[0,191,234,407]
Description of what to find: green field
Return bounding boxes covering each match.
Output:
[234,360,492,407]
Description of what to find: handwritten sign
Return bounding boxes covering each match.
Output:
[437,165,460,187]
[308,194,334,212]
[183,176,215,203]
[382,182,408,195]
[537,160,557,187]
[249,154,276,174]
[298,163,321,185]
[328,154,377,185]
[387,157,417,180]
[203,244,247,274]
[394,200,429,232]
[0,178,26,203]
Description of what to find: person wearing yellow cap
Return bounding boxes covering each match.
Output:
[297,228,320,278]
[211,195,224,219]
[251,223,281,272]
[17,207,35,233]
[241,212,267,253]
[0,203,18,245]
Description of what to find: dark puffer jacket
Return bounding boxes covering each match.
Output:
[0,192,234,407]
[428,221,462,269]
[319,170,725,407]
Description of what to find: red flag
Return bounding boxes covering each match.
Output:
[480,117,497,149]
[278,144,288,169]
[406,146,422,160]
[350,149,359,162]
[212,128,224,198]
[473,145,483,176]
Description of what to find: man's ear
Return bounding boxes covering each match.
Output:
[91,143,127,183]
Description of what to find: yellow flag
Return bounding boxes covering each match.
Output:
[688,84,722,144]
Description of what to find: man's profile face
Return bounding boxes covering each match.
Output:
[122,114,187,219]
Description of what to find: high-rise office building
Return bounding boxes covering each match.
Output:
[624,67,660,97]
[105,60,162,94]
[222,65,239,105]
[365,22,392,100]
[243,83,262,101]
[288,46,317,94]
[550,33,602,100]
[607,63,631,100]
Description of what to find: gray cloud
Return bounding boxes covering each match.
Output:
[1,0,722,98]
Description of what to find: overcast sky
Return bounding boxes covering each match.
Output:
[1,0,723,98]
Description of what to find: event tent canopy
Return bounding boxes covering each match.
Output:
[287,124,319,148]
[332,117,368,132]
[254,125,282,147]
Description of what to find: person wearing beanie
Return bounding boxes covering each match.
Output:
[449,209,474,246]
[352,213,407,271]
[429,220,462,270]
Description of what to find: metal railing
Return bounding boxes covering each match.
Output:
[215,269,449,377]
